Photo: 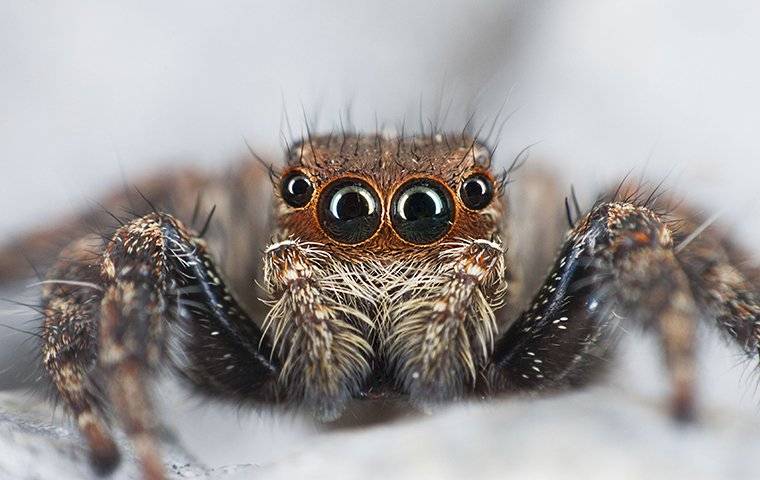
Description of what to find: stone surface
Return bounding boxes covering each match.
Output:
[256,391,760,480]
[0,391,257,479]
[2,361,760,480]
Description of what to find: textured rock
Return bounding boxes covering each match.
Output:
[0,391,257,479]
[2,377,760,480]
[258,391,760,480]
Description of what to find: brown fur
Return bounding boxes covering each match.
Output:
[277,134,505,256]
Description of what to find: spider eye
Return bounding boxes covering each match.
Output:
[391,179,454,244]
[460,173,494,210]
[281,171,314,208]
[318,178,381,244]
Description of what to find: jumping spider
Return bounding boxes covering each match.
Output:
[1,131,758,480]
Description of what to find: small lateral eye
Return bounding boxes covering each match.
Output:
[460,173,494,210]
[318,178,382,244]
[281,171,314,208]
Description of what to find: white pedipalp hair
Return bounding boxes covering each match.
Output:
[259,235,509,406]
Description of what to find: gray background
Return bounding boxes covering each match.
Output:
[2,1,760,479]
[3,1,760,239]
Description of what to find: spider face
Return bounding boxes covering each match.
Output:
[275,134,505,256]
[261,134,510,417]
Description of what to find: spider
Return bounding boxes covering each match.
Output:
[0,130,758,480]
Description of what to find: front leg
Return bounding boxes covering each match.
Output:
[41,213,278,480]
[262,239,374,420]
[386,239,507,407]
[488,202,698,419]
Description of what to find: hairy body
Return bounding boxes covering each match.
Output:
[0,132,758,480]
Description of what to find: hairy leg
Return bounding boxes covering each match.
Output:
[385,238,507,407]
[1,169,209,284]
[489,201,699,419]
[0,160,274,310]
[673,207,760,358]
[262,239,374,420]
[41,236,120,474]
[42,212,279,480]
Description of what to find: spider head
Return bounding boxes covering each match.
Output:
[265,133,510,411]
[274,133,506,259]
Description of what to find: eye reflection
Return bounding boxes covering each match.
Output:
[391,179,453,244]
[396,185,444,221]
[318,178,381,244]
[329,185,377,220]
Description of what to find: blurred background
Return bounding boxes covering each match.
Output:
[2,1,760,479]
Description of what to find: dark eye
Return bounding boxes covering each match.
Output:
[318,178,381,244]
[281,171,314,208]
[391,179,454,244]
[460,173,494,210]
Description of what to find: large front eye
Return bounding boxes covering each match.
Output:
[460,173,494,210]
[391,179,454,244]
[318,178,381,244]
[281,171,314,208]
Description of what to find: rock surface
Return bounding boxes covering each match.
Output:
[2,373,760,480]
[257,391,760,480]
[0,391,257,479]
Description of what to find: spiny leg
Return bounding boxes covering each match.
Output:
[99,213,283,480]
[385,239,507,407]
[673,208,760,359]
[0,168,210,285]
[0,160,274,315]
[489,202,699,420]
[41,236,120,474]
[262,239,373,420]
[43,213,279,480]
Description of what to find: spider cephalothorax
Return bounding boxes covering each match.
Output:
[2,130,759,480]
[263,134,509,417]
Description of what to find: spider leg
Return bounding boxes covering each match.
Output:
[0,160,273,313]
[0,168,210,284]
[385,239,507,407]
[41,236,121,475]
[488,201,698,420]
[262,239,374,420]
[674,208,760,359]
[42,212,279,480]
